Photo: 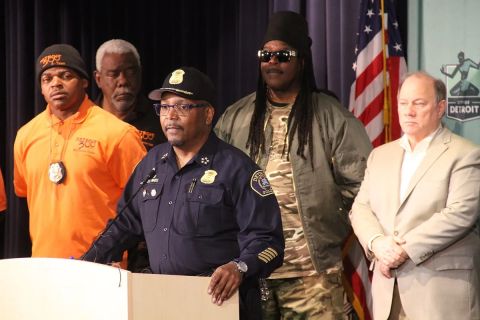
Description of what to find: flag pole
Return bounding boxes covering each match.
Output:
[380,0,391,142]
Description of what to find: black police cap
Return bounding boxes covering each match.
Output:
[149,67,216,107]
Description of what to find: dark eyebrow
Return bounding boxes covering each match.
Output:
[42,70,72,76]
[262,48,291,51]
[161,101,191,105]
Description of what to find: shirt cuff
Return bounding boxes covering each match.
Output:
[367,233,384,252]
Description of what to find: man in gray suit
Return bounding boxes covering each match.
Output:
[350,71,480,320]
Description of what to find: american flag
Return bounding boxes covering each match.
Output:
[349,0,407,146]
[343,232,372,320]
[345,1,407,319]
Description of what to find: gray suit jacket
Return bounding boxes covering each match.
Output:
[350,127,480,320]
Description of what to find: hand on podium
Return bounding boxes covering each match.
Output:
[207,261,242,306]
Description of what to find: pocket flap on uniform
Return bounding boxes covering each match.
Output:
[141,185,162,201]
[141,174,166,202]
[187,187,224,204]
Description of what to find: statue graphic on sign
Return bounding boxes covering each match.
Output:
[440,51,480,96]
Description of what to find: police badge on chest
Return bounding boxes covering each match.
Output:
[48,161,66,184]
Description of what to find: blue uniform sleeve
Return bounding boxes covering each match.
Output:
[233,166,285,279]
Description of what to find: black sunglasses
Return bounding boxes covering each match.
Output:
[257,49,297,63]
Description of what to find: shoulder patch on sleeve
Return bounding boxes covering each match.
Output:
[250,170,274,197]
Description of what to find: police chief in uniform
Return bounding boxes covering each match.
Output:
[82,67,285,320]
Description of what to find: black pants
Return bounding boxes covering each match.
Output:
[240,277,262,320]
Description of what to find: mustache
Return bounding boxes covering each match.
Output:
[113,90,134,96]
[164,122,184,130]
[265,67,283,74]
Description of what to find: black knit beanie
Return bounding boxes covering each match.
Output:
[36,44,89,81]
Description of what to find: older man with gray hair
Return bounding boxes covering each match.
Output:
[94,39,165,272]
[95,39,165,150]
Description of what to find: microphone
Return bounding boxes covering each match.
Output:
[81,168,156,262]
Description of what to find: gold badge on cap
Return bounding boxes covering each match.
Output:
[200,170,217,184]
[169,69,185,85]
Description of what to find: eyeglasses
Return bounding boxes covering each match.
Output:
[257,50,297,63]
[153,103,209,117]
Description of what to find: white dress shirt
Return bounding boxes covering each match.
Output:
[399,126,442,202]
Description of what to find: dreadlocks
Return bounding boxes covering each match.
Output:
[246,49,318,165]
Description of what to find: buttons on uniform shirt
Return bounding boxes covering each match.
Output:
[168,200,173,205]
[163,227,168,232]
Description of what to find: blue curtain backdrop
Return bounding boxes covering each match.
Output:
[0,0,407,258]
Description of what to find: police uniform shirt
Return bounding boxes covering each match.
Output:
[84,133,284,279]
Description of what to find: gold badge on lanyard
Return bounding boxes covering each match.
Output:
[200,170,217,184]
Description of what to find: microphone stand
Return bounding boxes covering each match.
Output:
[81,169,156,262]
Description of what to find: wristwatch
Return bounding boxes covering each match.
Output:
[232,259,248,275]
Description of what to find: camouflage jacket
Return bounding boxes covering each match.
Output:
[215,91,372,272]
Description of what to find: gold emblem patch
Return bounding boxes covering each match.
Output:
[169,69,185,84]
[200,170,217,184]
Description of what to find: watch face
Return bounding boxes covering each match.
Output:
[237,260,248,273]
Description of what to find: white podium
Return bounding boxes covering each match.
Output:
[0,258,238,320]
